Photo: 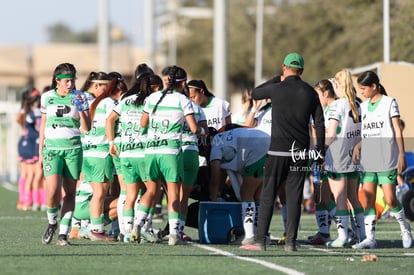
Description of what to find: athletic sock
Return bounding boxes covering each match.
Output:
[144,207,155,231]
[46,207,59,225]
[18,176,26,203]
[390,203,410,232]
[353,208,366,240]
[168,212,181,236]
[123,209,134,234]
[364,208,377,240]
[334,210,349,241]
[134,204,150,228]
[90,215,105,233]
[59,211,73,236]
[315,205,330,235]
[241,201,256,239]
[327,200,336,228]
[117,190,126,235]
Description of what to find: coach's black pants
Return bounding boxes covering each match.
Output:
[256,155,307,246]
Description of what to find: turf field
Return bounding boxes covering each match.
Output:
[0,183,413,275]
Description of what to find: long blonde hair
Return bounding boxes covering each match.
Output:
[335,69,359,122]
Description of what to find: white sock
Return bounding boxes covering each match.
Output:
[117,191,126,235]
[71,217,81,229]
[59,211,73,236]
[144,213,153,231]
[335,215,348,241]
[242,201,256,239]
[315,209,329,235]
[355,212,366,240]
[169,217,180,236]
[390,207,409,232]
[364,214,376,240]
[123,215,134,234]
[134,210,148,228]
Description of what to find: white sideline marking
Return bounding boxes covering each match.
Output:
[192,243,305,275]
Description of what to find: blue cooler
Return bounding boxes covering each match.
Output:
[198,201,242,244]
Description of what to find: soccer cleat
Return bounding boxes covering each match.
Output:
[239,243,264,251]
[168,234,187,246]
[157,228,169,240]
[69,228,79,239]
[130,225,141,243]
[89,231,112,241]
[352,238,377,249]
[347,230,358,246]
[306,232,330,245]
[56,234,70,246]
[123,234,131,243]
[326,238,348,248]
[78,227,90,239]
[181,232,192,242]
[141,229,161,243]
[402,223,412,248]
[241,237,255,245]
[284,244,297,252]
[41,223,57,245]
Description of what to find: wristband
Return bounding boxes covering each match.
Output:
[251,108,258,114]
[109,140,115,145]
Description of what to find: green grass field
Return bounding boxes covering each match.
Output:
[0,184,413,275]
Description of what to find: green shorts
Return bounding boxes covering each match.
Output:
[112,155,122,175]
[145,153,182,183]
[361,169,397,185]
[121,157,147,184]
[182,150,199,186]
[83,155,114,183]
[243,156,266,178]
[42,148,83,179]
[326,171,359,180]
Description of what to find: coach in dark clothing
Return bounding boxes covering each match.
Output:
[241,53,325,252]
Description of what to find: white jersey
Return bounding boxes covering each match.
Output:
[232,109,251,125]
[113,94,147,158]
[360,95,400,172]
[83,97,117,158]
[143,90,194,155]
[210,127,270,173]
[40,89,89,150]
[325,98,361,173]
[255,106,272,136]
[182,101,206,152]
[202,96,231,130]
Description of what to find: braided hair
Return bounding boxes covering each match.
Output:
[152,65,187,115]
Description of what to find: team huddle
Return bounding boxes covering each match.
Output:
[18,52,412,251]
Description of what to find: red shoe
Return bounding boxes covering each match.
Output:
[181,233,192,242]
[306,232,330,245]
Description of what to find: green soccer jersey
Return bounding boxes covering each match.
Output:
[83,97,117,158]
[40,89,89,150]
[143,90,194,155]
[113,94,148,158]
